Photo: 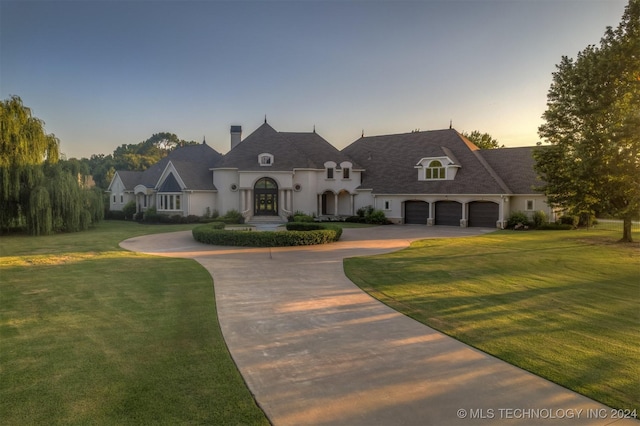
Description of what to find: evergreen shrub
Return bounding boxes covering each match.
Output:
[193,223,341,247]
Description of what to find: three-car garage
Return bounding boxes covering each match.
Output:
[403,200,499,227]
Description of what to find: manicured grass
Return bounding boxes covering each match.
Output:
[344,228,640,412]
[0,221,269,425]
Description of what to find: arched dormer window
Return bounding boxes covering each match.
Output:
[425,160,445,180]
[324,161,337,180]
[259,153,274,166]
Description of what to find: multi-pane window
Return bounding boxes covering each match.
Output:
[342,168,350,179]
[260,155,272,165]
[425,161,445,179]
[159,194,181,211]
[327,167,334,179]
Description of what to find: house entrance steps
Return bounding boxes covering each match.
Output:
[247,215,286,231]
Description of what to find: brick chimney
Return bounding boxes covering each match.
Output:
[230,125,242,149]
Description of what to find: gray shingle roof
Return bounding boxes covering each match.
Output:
[115,142,222,190]
[341,129,515,195]
[480,147,542,194]
[216,123,359,170]
[115,170,143,189]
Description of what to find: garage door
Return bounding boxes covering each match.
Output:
[405,201,429,224]
[435,201,462,226]
[468,201,499,227]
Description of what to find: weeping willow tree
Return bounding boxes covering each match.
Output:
[1,95,103,235]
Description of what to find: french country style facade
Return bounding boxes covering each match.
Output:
[108,122,551,227]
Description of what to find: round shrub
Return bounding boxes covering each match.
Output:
[507,211,531,229]
[559,215,579,228]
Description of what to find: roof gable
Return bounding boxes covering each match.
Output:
[216,123,360,171]
[109,170,143,190]
[112,142,221,191]
[158,171,182,192]
[341,129,509,194]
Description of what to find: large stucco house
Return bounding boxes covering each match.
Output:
[108,122,551,228]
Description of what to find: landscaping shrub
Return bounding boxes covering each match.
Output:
[105,210,126,220]
[532,210,547,228]
[185,214,200,223]
[345,215,366,223]
[143,207,160,223]
[559,215,579,228]
[122,200,137,220]
[293,214,315,222]
[286,222,325,231]
[365,209,389,224]
[357,205,375,218]
[507,211,531,229]
[352,205,390,224]
[221,209,244,224]
[193,223,341,247]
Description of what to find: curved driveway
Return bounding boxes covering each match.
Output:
[121,226,633,426]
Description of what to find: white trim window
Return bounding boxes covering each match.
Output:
[259,153,274,166]
[425,160,445,180]
[326,167,334,179]
[159,194,182,211]
[526,199,535,211]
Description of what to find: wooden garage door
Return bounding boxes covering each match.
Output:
[405,201,429,224]
[468,201,498,227]
[435,201,462,226]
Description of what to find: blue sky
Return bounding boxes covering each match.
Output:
[1,0,629,159]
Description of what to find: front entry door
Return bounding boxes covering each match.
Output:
[254,177,278,216]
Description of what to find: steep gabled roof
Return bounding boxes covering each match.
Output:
[479,147,542,194]
[113,142,222,190]
[341,129,510,194]
[216,123,359,170]
[112,170,143,190]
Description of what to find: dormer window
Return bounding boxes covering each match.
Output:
[259,153,274,166]
[340,161,352,180]
[416,156,460,181]
[324,161,337,180]
[327,167,334,179]
[425,160,445,179]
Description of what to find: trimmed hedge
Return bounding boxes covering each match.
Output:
[285,222,325,231]
[192,223,342,247]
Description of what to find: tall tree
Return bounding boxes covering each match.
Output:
[0,96,102,235]
[535,0,640,242]
[461,131,503,149]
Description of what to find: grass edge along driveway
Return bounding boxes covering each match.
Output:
[344,228,639,414]
[0,221,269,425]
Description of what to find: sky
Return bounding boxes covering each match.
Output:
[0,0,629,159]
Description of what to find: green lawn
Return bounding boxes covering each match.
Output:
[0,221,269,425]
[344,228,640,412]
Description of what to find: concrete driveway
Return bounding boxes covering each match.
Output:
[120,226,635,426]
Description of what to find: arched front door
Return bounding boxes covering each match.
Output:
[254,177,278,216]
